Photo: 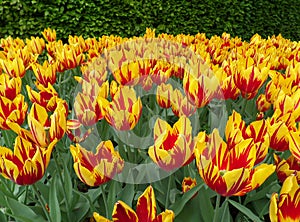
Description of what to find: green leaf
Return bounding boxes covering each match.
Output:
[6,196,47,222]
[170,183,203,215]
[49,177,61,222]
[117,184,135,208]
[62,159,73,207]
[228,199,262,222]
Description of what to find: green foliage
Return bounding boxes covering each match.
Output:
[0,0,299,41]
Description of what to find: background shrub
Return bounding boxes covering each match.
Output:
[0,0,299,41]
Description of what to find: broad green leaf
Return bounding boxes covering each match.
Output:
[228,199,262,222]
[62,159,73,207]
[170,183,203,215]
[49,177,61,222]
[117,184,135,208]
[6,196,47,222]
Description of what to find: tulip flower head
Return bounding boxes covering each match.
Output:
[270,175,300,222]
[93,185,175,222]
[70,140,124,187]
[195,129,275,196]
[148,116,194,171]
[0,136,56,185]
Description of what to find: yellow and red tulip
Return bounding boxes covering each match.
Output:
[182,177,197,194]
[26,83,61,112]
[105,86,142,131]
[0,73,22,100]
[0,57,26,78]
[171,89,196,117]
[31,61,57,87]
[148,116,194,171]
[27,101,67,147]
[156,83,173,109]
[0,94,28,130]
[256,94,271,112]
[26,36,45,55]
[56,45,85,71]
[70,140,124,187]
[183,59,219,108]
[112,61,140,86]
[267,110,297,151]
[269,175,300,222]
[195,129,275,196]
[42,27,56,42]
[233,57,269,99]
[93,185,175,222]
[289,130,300,162]
[225,110,270,164]
[274,154,300,184]
[0,136,56,185]
[74,92,108,126]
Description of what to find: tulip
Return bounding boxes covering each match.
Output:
[182,177,197,193]
[70,140,124,187]
[148,116,194,171]
[274,154,300,184]
[233,57,269,99]
[105,86,142,131]
[0,57,26,78]
[225,110,270,164]
[26,101,67,147]
[93,185,175,222]
[0,94,28,130]
[26,36,45,55]
[0,73,22,100]
[31,61,57,87]
[26,83,61,112]
[195,129,275,196]
[74,91,109,126]
[269,175,300,222]
[289,130,300,162]
[42,27,56,42]
[256,94,271,112]
[268,110,297,151]
[156,83,173,109]
[112,61,140,86]
[0,136,56,185]
[183,59,219,108]
[56,45,85,71]
[171,89,196,117]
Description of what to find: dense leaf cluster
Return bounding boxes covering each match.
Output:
[0,0,299,41]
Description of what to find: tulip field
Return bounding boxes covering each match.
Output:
[0,28,299,221]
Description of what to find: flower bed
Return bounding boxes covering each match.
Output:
[0,28,299,221]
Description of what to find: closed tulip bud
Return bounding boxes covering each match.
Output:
[256,94,271,112]
[156,83,173,109]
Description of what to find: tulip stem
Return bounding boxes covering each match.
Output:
[100,185,109,218]
[165,173,173,209]
[213,194,221,222]
[53,152,71,222]
[32,184,52,222]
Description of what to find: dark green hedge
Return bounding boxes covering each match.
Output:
[1,0,300,41]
